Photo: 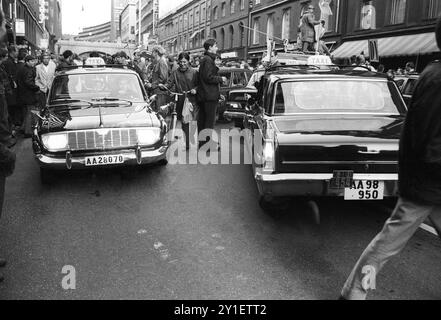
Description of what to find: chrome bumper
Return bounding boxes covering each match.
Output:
[223,110,245,120]
[36,147,168,170]
[255,170,399,198]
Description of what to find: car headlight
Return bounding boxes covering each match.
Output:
[42,133,69,152]
[228,102,241,109]
[137,128,160,146]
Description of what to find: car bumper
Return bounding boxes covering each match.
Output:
[255,170,399,198]
[36,146,168,170]
[224,110,245,120]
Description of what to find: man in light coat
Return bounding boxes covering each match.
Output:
[35,52,56,109]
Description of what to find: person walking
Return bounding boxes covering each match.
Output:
[56,50,75,71]
[35,52,56,109]
[160,52,199,150]
[340,17,441,300]
[300,5,323,53]
[17,55,40,138]
[148,45,169,111]
[197,39,227,148]
[2,46,19,133]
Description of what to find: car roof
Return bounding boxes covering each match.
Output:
[262,68,390,81]
[55,66,139,76]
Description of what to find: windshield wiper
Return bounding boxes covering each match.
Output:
[49,99,94,110]
[91,97,133,106]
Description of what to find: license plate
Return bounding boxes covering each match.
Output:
[344,180,385,200]
[85,155,124,167]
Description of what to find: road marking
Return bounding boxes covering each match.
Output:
[420,224,437,236]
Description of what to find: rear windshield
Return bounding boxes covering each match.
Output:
[50,73,144,103]
[273,80,405,115]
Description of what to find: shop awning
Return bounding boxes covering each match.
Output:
[331,32,439,58]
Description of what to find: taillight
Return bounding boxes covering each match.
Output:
[262,126,275,172]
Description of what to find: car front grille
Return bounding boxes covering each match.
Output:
[67,129,138,151]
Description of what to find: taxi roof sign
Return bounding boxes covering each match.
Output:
[85,57,106,67]
[276,53,333,66]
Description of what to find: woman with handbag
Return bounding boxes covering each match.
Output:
[160,52,199,150]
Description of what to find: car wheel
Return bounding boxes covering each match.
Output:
[234,119,244,129]
[40,168,55,185]
[157,159,168,166]
[259,196,275,213]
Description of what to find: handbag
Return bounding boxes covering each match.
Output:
[182,95,194,124]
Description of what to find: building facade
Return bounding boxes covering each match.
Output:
[75,21,112,42]
[120,1,137,43]
[158,0,212,56]
[1,0,62,53]
[111,0,129,41]
[210,0,249,61]
[331,0,441,70]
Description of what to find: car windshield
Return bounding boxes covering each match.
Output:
[274,80,404,115]
[50,73,144,104]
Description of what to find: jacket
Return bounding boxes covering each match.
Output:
[36,61,57,93]
[198,52,223,102]
[399,61,441,205]
[300,13,321,43]
[17,64,40,105]
[151,57,169,96]
[166,67,199,117]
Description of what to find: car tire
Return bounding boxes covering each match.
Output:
[259,196,275,213]
[40,168,55,185]
[157,159,168,166]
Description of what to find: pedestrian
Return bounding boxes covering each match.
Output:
[197,39,227,148]
[56,50,75,71]
[300,4,323,53]
[405,62,416,74]
[2,46,19,133]
[35,52,56,109]
[17,55,40,138]
[114,51,146,82]
[340,17,441,301]
[148,45,169,111]
[0,7,16,284]
[160,51,199,150]
[0,49,15,148]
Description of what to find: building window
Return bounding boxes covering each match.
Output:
[240,0,245,11]
[222,2,226,17]
[220,28,225,49]
[256,0,261,5]
[212,30,217,41]
[213,6,218,20]
[231,0,236,14]
[253,19,260,45]
[229,25,234,48]
[360,1,376,30]
[281,9,291,40]
[390,0,407,24]
[239,22,245,47]
[321,0,339,33]
[266,14,274,41]
[426,0,441,19]
[203,7,206,20]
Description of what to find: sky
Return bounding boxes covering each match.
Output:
[61,0,188,35]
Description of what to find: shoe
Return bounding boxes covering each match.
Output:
[0,258,6,268]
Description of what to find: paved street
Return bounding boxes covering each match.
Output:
[0,125,440,300]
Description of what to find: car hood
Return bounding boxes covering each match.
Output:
[40,103,161,132]
[273,115,405,144]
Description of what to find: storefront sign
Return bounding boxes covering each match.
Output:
[16,19,25,37]
[221,52,238,59]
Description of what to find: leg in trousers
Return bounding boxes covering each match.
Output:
[341,197,440,300]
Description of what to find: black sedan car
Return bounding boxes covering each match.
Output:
[33,60,169,183]
[228,64,407,210]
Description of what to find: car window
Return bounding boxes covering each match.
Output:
[274,80,402,115]
[403,79,417,96]
[219,71,232,88]
[232,72,248,87]
[50,73,144,103]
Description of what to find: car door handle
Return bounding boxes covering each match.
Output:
[358,150,381,155]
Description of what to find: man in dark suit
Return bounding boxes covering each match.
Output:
[17,55,40,138]
[197,39,227,147]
